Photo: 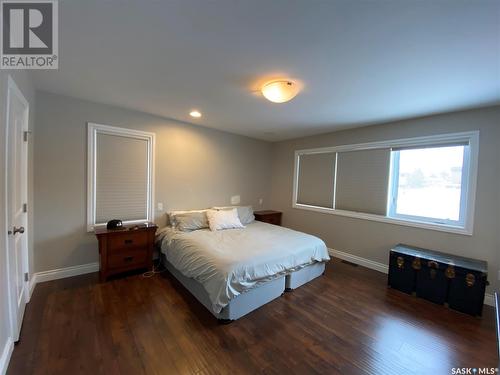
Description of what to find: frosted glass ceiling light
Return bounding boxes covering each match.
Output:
[189,110,202,118]
[261,80,300,103]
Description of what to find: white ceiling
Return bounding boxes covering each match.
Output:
[33,0,500,141]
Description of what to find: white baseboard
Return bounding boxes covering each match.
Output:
[29,262,100,295]
[0,337,13,375]
[329,248,494,307]
[329,248,389,274]
[484,293,495,307]
[35,262,99,284]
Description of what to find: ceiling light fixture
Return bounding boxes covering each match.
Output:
[261,80,300,103]
[189,110,202,118]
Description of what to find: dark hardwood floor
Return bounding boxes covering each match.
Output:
[8,258,498,375]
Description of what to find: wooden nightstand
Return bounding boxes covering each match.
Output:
[254,210,282,226]
[95,223,157,281]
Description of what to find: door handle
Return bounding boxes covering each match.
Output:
[12,226,25,235]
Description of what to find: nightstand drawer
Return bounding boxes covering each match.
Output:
[95,223,157,281]
[108,231,149,253]
[262,215,281,225]
[108,249,148,269]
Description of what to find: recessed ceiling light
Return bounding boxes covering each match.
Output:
[261,80,300,103]
[190,110,202,118]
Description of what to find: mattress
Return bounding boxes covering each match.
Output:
[157,221,330,314]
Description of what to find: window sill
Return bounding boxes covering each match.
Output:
[292,203,473,236]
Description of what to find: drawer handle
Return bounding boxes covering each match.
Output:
[124,256,134,262]
[465,273,475,287]
[412,257,421,270]
[124,239,133,245]
[427,260,439,269]
[396,256,404,269]
[445,266,455,279]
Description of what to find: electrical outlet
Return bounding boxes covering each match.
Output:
[498,270,500,281]
[259,198,263,206]
[230,195,240,205]
[157,202,164,211]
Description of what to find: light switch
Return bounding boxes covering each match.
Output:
[230,195,240,205]
[157,202,164,211]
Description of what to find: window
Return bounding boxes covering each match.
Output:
[335,149,390,215]
[388,144,469,226]
[292,131,479,235]
[87,123,155,231]
[296,152,336,208]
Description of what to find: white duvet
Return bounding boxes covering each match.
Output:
[157,221,330,313]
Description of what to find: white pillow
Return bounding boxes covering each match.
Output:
[206,208,245,231]
[212,206,255,225]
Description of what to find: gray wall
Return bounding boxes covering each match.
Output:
[30,92,500,296]
[270,106,500,292]
[0,71,35,360]
[34,91,272,273]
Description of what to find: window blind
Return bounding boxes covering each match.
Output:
[335,149,390,215]
[95,133,149,223]
[392,141,469,151]
[297,152,336,208]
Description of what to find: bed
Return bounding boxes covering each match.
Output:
[156,220,330,321]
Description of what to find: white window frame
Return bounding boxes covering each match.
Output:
[292,131,479,236]
[387,144,470,227]
[87,122,155,232]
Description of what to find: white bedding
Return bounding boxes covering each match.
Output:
[157,221,330,313]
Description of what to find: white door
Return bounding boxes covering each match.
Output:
[5,76,29,342]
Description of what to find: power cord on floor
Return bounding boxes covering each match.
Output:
[142,259,167,278]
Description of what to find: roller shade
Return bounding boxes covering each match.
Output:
[95,133,149,223]
[392,141,469,151]
[335,149,390,215]
[297,152,336,208]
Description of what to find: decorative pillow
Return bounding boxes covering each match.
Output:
[167,209,207,228]
[212,206,255,225]
[174,211,209,232]
[206,208,245,231]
